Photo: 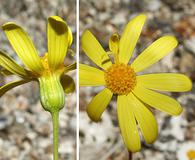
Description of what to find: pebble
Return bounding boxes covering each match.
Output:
[184,38,195,55]
[0,114,13,130]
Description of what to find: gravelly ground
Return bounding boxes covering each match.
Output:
[0,0,76,160]
[79,0,195,160]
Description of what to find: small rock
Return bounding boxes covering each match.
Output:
[0,114,13,130]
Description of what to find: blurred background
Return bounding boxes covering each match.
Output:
[0,0,76,159]
[79,0,195,160]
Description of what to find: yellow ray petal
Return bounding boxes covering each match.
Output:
[131,36,178,73]
[109,33,119,54]
[2,22,43,74]
[68,26,73,46]
[0,68,13,76]
[137,73,192,92]
[133,85,183,115]
[81,30,112,70]
[127,93,158,144]
[79,64,106,86]
[87,88,113,122]
[64,62,76,73]
[0,79,30,97]
[0,50,33,78]
[119,14,146,64]
[117,95,141,152]
[47,16,69,70]
[60,74,75,94]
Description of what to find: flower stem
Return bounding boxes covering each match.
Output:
[129,151,132,160]
[52,111,59,160]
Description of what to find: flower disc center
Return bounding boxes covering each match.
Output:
[104,63,136,95]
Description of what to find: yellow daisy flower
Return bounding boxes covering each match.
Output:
[79,14,192,152]
[0,16,76,160]
[177,142,195,160]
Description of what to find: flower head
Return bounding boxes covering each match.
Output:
[177,142,195,160]
[80,14,192,152]
[0,16,76,160]
[0,16,76,112]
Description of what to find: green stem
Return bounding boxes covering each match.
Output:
[52,112,59,160]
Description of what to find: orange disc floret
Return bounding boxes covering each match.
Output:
[104,63,136,95]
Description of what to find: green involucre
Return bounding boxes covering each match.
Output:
[39,73,65,113]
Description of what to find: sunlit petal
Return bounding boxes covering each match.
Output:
[127,93,158,144]
[119,14,146,64]
[0,79,31,97]
[81,30,112,69]
[0,50,32,78]
[133,85,183,115]
[47,16,69,69]
[64,62,76,73]
[87,88,113,122]
[132,36,178,73]
[79,64,105,86]
[2,22,43,73]
[137,73,192,92]
[117,95,141,152]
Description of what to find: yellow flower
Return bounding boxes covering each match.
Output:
[177,142,195,160]
[0,16,76,160]
[0,16,75,110]
[79,14,192,152]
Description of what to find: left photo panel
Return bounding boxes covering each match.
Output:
[0,0,76,160]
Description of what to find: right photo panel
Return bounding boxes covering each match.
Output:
[79,0,194,160]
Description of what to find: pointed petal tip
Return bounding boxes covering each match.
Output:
[174,106,183,116]
[162,35,178,46]
[68,26,73,46]
[83,29,90,34]
[2,22,19,30]
[125,142,141,153]
[48,16,64,23]
[136,13,147,20]
[86,104,102,122]
[119,13,147,64]
[81,30,112,69]
[81,30,91,39]
[81,31,88,45]
[86,88,112,122]
[131,13,147,25]
[177,74,193,92]
[146,138,157,145]
[47,15,69,69]
[185,76,193,91]
[128,13,147,23]
[48,16,67,28]
[48,16,68,35]
[86,110,100,122]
